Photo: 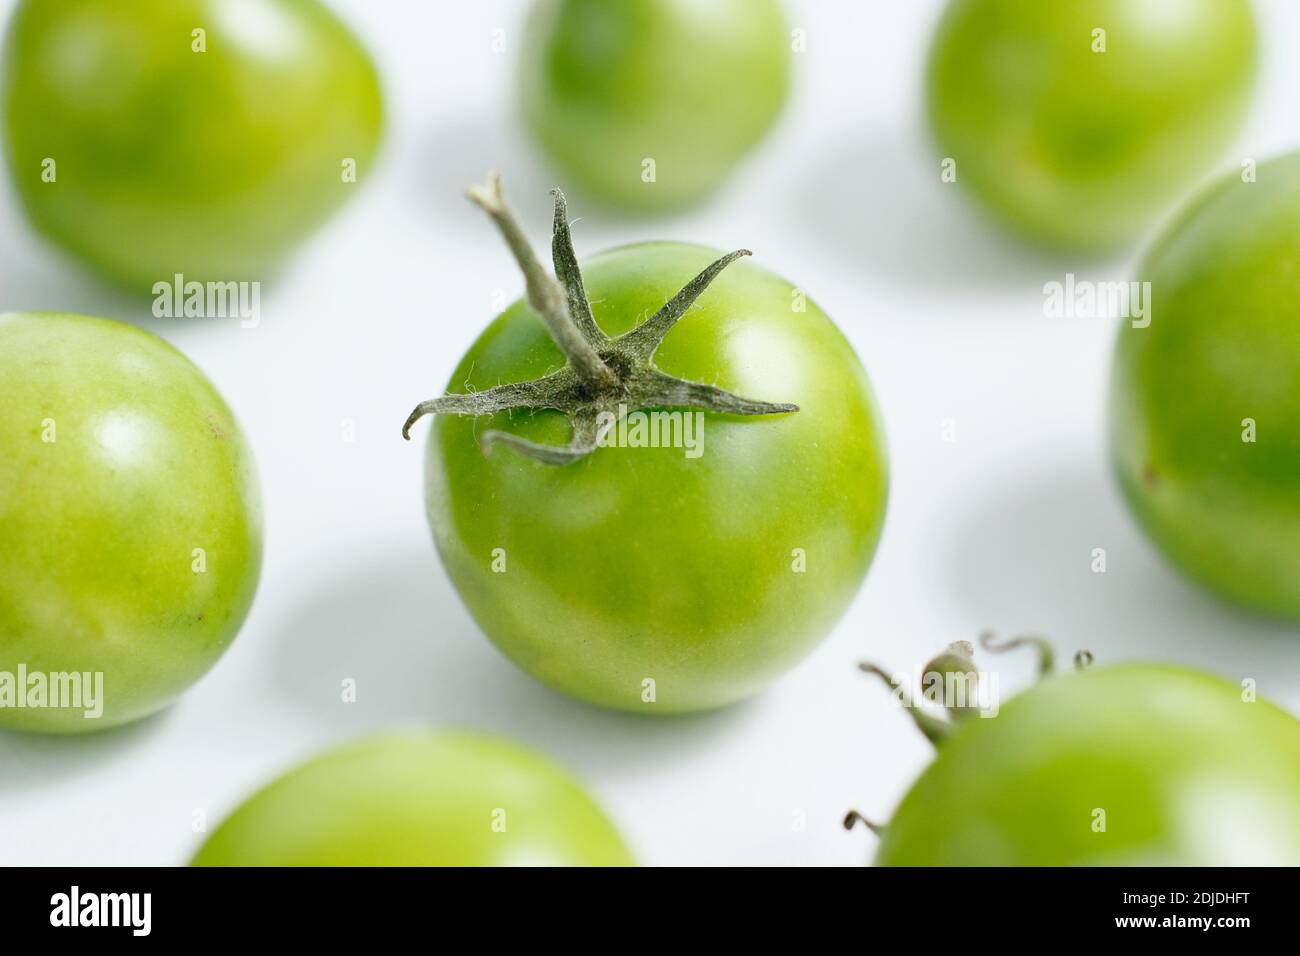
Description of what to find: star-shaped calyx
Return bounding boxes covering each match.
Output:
[402,172,798,465]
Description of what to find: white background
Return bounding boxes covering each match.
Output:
[2,0,1298,867]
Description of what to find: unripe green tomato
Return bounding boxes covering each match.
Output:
[423,242,888,714]
[192,732,635,866]
[1,0,383,288]
[1110,152,1300,617]
[0,313,262,734]
[518,0,790,212]
[877,664,1300,865]
[926,0,1256,251]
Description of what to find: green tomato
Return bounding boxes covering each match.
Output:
[1,0,383,288]
[519,0,790,212]
[0,312,262,734]
[875,663,1300,866]
[419,232,887,714]
[1110,152,1300,618]
[192,731,635,866]
[926,0,1255,251]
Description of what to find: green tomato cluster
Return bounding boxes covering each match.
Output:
[519,0,790,211]
[192,732,635,866]
[875,658,1300,866]
[0,312,263,733]
[926,0,1256,251]
[3,0,1300,871]
[424,241,887,713]
[2,0,383,288]
[1110,153,1300,618]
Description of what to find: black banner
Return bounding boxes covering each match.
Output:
[0,867,1280,941]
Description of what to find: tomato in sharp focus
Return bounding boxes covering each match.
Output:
[518,0,791,212]
[407,181,888,714]
[192,731,635,866]
[0,313,262,733]
[872,660,1300,866]
[1110,151,1300,618]
[1,0,383,289]
[926,0,1256,251]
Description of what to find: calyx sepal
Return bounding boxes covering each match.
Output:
[402,172,798,464]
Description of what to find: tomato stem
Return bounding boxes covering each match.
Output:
[617,248,754,359]
[843,809,887,837]
[858,662,952,746]
[466,171,615,390]
[549,187,608,346]
[921,640,981,721]
[402,174,799,464]
[978,630,1055,678]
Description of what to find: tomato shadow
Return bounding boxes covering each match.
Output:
[943,459,1300,706]
[0,707,175,794]
[0,174,176,327]
[0,201,141,326]
[268,546,766,776]
[786,124,1123,294]
[0,175,306,346]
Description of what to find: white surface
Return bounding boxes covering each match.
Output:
[2,0,1299,867]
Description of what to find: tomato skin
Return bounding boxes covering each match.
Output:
[191,731,635,866]
[876,664,1300,866]
[1110,152,1300,618]
[926,0,1255,251]
[519,0,790,211]
[1,0,383,288]
[423,243,888,713]
[0,313,262,733]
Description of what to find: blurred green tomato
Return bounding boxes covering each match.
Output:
[877,664,1300,865]
[1,0,383,288]
[192,732,635,866]
[0,313,262,734]
[519,0,790,211]
[926,0,1256,251]
[1110,152,1300,617]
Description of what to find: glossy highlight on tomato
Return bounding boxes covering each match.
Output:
[192,731,635,866]
[1110,151,1300,617]
[926,0,1255,251]
[519,0,790,211]
[1,0,384,288]
[0,312,262,733]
